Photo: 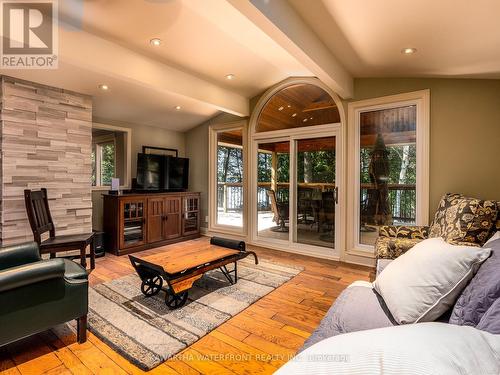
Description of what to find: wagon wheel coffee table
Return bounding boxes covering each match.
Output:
[129,239,258,309]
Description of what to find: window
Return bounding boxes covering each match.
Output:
[216,130,244,227]
[347,90,430,257]
[92,140,115,186]
[358,106,417,245]
[256,83,340,133]
[209,122,247,235]
[91,124,131,189]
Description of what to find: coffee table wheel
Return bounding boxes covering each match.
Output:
[165,291,188,309]
[141,276,163,297]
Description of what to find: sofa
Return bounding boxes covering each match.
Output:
[0,242,89,346]
[301,193,500,351]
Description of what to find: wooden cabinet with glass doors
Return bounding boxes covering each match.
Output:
[103,192,200,255]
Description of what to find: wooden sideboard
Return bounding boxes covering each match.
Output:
[103,192,201,255]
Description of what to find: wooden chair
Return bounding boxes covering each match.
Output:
[297,188,314,225]
[319,191,335,241]
[267,189,289,232]
[24,188,96,270]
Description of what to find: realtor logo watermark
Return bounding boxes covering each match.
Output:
[1,0,58,69]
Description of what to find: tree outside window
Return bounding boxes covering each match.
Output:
[358,105,418,246]
[92,141,116,186]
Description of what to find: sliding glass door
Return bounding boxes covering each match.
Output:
[256,140,290,242]
[253,130,341,257]
[294,136,337,249]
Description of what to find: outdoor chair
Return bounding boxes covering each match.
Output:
[267,189,289,232]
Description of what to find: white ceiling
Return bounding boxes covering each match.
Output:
[1,0,313,131]
[1,0,499,132]
[291,0,500,78]
[73,0,309,97]
[1,61,219,131]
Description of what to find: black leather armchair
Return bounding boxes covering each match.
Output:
[0,242,88,346]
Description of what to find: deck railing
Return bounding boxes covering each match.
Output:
[360,183,416,224]
[217,182,416,223]
[217,182,244,212]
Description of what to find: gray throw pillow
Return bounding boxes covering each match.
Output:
[477,298,500,334]
[449,238,500,326]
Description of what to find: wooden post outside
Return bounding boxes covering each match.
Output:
[271,152,277,192]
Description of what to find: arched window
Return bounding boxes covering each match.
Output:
[249,78,344,258]
[256,83,340,133]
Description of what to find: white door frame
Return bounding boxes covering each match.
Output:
[246,77,347,260]
[249,123,343,259]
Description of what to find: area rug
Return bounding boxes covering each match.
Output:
[88,257,303,370]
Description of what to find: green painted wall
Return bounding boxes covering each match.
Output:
[185,78,500,227]
[351,78,500,214]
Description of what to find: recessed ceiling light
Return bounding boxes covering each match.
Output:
[225,74,235,80]
[401,47,417,55]
[278,106,284,111]
[175,105,181,111]
[150,38,162,47]
[291,113,297,117]
[98,84,109,91]
[302,118,308,122]
[287,105,291,108]
[309,117,313,120]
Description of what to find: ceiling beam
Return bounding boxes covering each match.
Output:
[228,0,353,98]
[182,0,308,76]
[58,24,249,116]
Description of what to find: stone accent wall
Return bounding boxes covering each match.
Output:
[0,76,93,244]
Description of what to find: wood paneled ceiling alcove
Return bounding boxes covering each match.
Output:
[218,129,243,146]
[259,137,335,154]
[360,105,416,147]
[256,83,340,132]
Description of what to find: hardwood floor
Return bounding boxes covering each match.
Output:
[0,237,372,375]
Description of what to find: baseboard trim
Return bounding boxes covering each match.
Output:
[200,228,374,268]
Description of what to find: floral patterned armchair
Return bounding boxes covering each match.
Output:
[375,193,500,260]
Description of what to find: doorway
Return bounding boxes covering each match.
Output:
[248,77,345,259]
[251,127,341,258]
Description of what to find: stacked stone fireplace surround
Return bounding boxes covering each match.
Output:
[0,75,93,245]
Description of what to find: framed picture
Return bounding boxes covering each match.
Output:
[142,146,178,157]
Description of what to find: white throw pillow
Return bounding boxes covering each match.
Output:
[275,323,500,375]
[373,237,491,324]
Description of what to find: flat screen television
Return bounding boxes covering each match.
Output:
[165,156,189,191]
[136,153,162,190]
[135,153,189,191]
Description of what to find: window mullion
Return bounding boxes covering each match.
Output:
[96,143,102,186]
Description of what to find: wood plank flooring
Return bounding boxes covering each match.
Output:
[0,237,372,375]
